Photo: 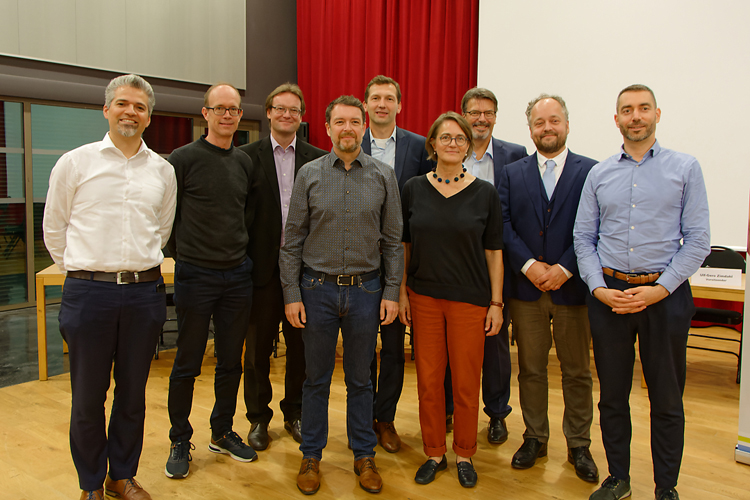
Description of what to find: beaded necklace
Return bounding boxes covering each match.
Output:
[432,166,467,184]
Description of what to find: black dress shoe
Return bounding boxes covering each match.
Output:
[655,487,680,500]
[247,422,269,451]
[511,438,547,469]
[456,459,477,488]
[568,446,599,482]
[487,417,508,444]
[285,419,303,444]
[414,455,447,484]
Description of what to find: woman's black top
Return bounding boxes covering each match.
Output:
[401,175,504,307]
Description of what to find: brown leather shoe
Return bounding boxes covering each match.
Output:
[79,490,104,500]
[104,476,152,500]
[297,457,321,495]
[374,421,401,453]
[354,457,382,493]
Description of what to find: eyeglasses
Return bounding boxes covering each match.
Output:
[206,106,242,116]
[271,106,302,117]
[465,110,496,119]
[438,134,468,146]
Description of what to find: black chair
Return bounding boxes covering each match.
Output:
[689,246,745,383]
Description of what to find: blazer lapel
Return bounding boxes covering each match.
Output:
[361,129,372,155]
[394,127,406,182]
[521,153,545,227]
[259,138,282,209]
[549,153,581,223]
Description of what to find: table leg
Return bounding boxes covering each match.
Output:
[36,275,48,381]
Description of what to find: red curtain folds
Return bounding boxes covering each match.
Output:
[297,0,478,149]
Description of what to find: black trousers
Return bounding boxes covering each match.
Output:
[445,311,512,420]
[370,318,406,422]
[168,259,253,442]
[244,265,305,424]
[588,275,693,489]
[59,276,165,491]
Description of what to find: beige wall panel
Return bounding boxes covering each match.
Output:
[208,0,246,89]
[17,0,77,63]
[75,0,127,71]
[0,0,20,55]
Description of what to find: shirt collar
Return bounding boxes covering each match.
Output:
[270,132,297,152]
[472,138,494,161]
[369,125,397,145]
[537,147,568,169]
[99,132,149,158]
[619,139,661,161]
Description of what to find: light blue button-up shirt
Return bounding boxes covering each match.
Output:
[573,140,710,294]
[369,126,397,169]
[465,139,494,183]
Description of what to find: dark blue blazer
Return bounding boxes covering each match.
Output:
[362,127,434,192]
[498,151,597,305]
[489,138,528,190]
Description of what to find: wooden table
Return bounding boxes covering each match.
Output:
[690,274,745,302]
[35,259,175,381]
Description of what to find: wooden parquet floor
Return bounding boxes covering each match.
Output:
[1,328,749,499]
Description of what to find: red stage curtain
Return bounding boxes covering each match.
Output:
[297,0,479,149]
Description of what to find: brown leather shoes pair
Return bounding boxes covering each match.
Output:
[104,476,152,499]
[354,457,383,493]
[297,457,321,495]
[79,490,103,500]
[374,421,401,453]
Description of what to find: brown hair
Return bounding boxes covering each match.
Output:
[265,82,306,115]
[425,111,474,161]
[325,95,366,124]
[364,75,402,103]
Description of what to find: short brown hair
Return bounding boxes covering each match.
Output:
[204,82,241,107]
[461,87,498,114]
[425,111,474,161]
[325,95,366,124]
[616,84,657,111]
[364,75,402,103]
[265,82,306,115]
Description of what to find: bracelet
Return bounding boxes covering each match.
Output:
[490,301,504,309]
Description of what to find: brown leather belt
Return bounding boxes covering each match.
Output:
[67,266,161,284]
[602,267,661,285]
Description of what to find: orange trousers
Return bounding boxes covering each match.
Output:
[408,287,487,458]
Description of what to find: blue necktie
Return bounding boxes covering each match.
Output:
[543,159,556,199]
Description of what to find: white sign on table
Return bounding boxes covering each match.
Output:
[691,268,742,287]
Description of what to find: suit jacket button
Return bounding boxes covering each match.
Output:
[539,231,544,236]
[538,255,544,260]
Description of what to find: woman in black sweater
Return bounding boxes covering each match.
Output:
[399,112,504,488]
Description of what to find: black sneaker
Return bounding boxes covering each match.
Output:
[165,441,194,479]
[589,475,632,500]
[209,430,258,462]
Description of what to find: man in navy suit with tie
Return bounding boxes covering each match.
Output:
[239,83,327,451]
[454,87,527,445]
[361,75,433,453]
[498,94,598,482]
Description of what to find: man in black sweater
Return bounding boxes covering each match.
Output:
[165,83,257,480]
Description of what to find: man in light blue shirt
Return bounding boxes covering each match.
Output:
[361,75,433,453]
[574,84,710,500]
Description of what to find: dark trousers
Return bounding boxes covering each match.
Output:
[370,318,406,422]
[168,259,253,442]
[445,311,512,420]
[244,265,305,424]
[588,275,693,489]
[59,277,165,491]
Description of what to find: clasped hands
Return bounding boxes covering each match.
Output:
[593,284,669,314]
[526,261,569,291]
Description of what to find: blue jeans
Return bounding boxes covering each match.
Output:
[299,272,381,461]
[168,259,253,442]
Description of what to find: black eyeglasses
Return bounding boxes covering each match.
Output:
[438,134,468,146]
[271,106,302,117]
[206,106,242,116]
[465,110,496,119]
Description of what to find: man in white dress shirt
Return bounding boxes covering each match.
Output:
[43,74,177,500]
